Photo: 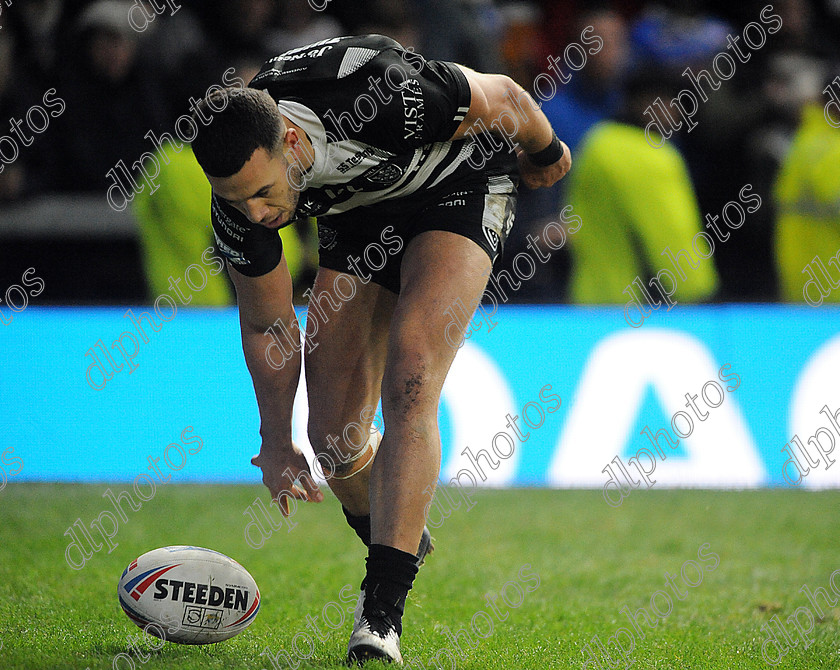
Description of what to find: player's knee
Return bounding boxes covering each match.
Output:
[381,340,444,413]
[381,361,438,418]
[306,418,331,453]
[308,419,352,453]
[309,413,376,474]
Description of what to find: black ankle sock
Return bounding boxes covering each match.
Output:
[364,544,419,634]
[342,506,372,547]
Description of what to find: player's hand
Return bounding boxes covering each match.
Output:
[251,441,324,516]
[517,141,572,189]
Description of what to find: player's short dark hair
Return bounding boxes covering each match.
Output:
[191,87,284,178]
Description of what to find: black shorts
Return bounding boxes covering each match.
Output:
[316,176,518,294]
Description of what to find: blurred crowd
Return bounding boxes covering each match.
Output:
[0,0,838,305]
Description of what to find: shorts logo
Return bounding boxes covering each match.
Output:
[318,226,338,250]
[438,198,466,207]
[483,226,500,252]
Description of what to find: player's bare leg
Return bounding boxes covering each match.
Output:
[304,269,396,517]
[304,266,436,663]
[304,267,436,565]
[348,230,493,663]
[372,230,491,550]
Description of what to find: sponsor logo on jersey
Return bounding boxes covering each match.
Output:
[336,146,377,174]
[401,79,425,141]
[211,199,249,233]
[214,232,248,265]
[251,66,309,82]
[256,39,344,81]
[279,46,334,62]
[318,226,338,250]
[273,37,343,61]
[297,195,330,217]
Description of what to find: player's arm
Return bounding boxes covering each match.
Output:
[451,65,571,189]
[228,258,323,514]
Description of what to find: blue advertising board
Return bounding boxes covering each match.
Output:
[1,305,838,491]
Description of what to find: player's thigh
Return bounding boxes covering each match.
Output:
[304,267,398,454]
[381,230,492,418]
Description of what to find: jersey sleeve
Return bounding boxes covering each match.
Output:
[343,49,472,153]
[210,195,284,277]
[384,55,472,150]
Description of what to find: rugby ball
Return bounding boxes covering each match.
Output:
[117,546,260,644]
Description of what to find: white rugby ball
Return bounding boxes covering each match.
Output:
[117,545,260,645]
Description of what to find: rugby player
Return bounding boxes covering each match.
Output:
[190,34,570,664]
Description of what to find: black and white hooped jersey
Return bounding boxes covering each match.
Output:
[211,34,518,276]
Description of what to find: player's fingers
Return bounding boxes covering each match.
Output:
[298,470,324,502]
[272,491,291,516]
[284,457,324,503]
[272,485,306,516]
[279,478,310,501]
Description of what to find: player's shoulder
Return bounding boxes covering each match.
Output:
[249,34,404,90]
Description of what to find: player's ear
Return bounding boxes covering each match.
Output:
[280,126,313,169]
[282,125,298,150]
[278,132,297,167]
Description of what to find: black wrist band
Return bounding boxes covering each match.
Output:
[527,134,564,167]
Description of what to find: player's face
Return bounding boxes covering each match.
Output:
[207,147,301,229]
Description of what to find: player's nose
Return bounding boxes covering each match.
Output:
[245,200,268,224]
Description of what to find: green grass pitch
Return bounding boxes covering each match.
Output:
[1,484,838,669]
